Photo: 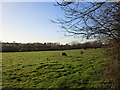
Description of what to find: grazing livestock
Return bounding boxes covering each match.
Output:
[80,51,84,54]
[61,52,67,56]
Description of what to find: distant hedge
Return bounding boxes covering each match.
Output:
[1,41,103,52]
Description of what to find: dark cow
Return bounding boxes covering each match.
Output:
[80,51,84,54]
[61,52,67,56]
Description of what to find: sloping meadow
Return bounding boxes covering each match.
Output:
[2,48,111,88]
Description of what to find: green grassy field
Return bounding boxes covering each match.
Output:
[2,48,111,88]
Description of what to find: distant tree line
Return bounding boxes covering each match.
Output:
[1,41,103,52]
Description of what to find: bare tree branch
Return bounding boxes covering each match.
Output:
[52,1,120,42]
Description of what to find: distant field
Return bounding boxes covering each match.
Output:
[2,48,111,88]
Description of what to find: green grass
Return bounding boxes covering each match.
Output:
[2,48,111,88]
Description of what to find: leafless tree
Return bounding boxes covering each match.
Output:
[52,1,120,43]
[52,1,120,89]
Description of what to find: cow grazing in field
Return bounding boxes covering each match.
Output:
[61,52,67,56]
[80,51,84,54]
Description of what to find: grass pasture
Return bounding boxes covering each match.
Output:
[2,48,111,88]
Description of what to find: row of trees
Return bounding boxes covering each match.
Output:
[1,41,102,52]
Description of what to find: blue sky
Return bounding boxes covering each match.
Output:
[2,2,90,44]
